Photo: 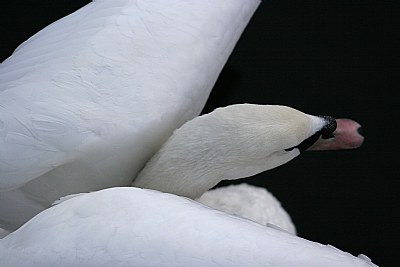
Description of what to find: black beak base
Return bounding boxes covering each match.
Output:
[319,116,337,139]
[285,115,338,152]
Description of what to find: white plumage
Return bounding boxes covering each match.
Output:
[198,183,296,234]
[0,227,9,239]
[0,0,373,266]
[132,104,329,199]
[0,0,260,230]
[0,103,373,266]
[0,187,376,267]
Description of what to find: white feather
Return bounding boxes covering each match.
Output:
[0,0,260,230]
[0,187,377,267]
[133,104,325,199]
[198,183,296,235]
[0,1,378,266]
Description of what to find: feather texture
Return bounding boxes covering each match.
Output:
[0,0,260,230]
[0,187,377,267]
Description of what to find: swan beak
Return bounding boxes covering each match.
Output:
[307,118,365,151]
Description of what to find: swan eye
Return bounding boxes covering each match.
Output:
[285,147,296,152]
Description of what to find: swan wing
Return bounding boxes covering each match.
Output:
[0,187,377,267]
[0,0,260,229]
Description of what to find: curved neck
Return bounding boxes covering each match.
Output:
[132,104,320,199]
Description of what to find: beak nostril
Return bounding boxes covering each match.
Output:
[357,126,364,137]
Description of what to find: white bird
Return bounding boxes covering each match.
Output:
[0,0,261,231]
[0,0,372,265]
[0,187,376,267]
[0,103,370,266]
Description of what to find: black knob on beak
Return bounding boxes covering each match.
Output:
[319,116,337,139]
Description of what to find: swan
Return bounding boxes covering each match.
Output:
[0,0,373,265]
[0,0,364,233]
[0,103,370,266]
[0,0,261,231]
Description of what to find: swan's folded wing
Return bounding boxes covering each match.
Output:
[0,0,261,229]
[0,187,377,267]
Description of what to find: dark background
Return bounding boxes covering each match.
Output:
[1,1,398,266]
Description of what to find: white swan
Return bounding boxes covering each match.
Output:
[0,0,260,230]
[0,0,373,265]
[0,103,371,266]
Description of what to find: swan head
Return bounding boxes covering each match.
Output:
[133,104,340,199]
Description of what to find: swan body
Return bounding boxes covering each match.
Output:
[0,0,260,230]
[0,187,377,267]
[46,183,297,236]
[198,183,296,234]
